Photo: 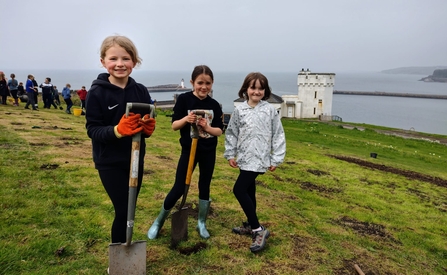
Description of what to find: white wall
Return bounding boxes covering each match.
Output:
[281,95,300,118]
[297,70,335,118]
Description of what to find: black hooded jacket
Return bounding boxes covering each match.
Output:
[172,91,223,152]
[85,73,152,170]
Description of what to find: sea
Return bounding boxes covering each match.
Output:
[4,69,447,135]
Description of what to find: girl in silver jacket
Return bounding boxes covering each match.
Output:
[224,72,286,253]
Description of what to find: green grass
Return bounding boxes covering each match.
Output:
[0,104,446,274]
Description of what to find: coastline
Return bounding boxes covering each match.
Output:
[333,90,447,99]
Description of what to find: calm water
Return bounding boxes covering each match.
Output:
[5,69,447,135]
[331,72,447,135]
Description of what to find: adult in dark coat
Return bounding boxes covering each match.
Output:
[32,78,39,109]
[0,72,9,105]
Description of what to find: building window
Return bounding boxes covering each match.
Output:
[306,76,308,79]
[318,99,322,103]
[313,108,316,115]
[314,91,317,99]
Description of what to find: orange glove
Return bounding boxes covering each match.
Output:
[115,113,143,138]
[140,114,156,136]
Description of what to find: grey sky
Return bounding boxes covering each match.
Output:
[2,0,446,73]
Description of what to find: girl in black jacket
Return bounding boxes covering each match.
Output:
[85,35,156,243]
[147,65,223,240]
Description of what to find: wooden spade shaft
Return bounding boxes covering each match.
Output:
[178,137,198,209]
[109,103,154,275]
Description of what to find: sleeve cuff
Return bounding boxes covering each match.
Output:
[114,125,123,138]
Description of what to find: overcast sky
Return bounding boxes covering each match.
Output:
[1,0,446,73]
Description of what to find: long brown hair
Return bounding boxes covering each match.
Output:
[238,72,271,100]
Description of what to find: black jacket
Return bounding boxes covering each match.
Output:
[85,73,152,170]
[172,91,223,152]
[0,80,8,96]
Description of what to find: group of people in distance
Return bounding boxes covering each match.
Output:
[0,72,22,106]
[87,34,287,271]
[0,71,88,115]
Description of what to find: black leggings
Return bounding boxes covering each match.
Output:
[98,167,143,243]
[233,170,263,229]
[163,149,216,210]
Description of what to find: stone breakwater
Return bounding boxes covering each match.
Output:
[153,100,175,109]
[333,91,447,100]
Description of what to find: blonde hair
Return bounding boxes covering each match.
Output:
[100,35,142,66]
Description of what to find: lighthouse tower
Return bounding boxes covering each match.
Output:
[281,68,335,119]
[297,68,335,118]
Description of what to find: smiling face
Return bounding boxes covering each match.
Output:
[191,73,213,100]
[101,44,135,86]
[246,79,265,107]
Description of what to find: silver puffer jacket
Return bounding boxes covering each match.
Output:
[224,100,286,172]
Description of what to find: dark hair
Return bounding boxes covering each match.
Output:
[238,72,271,100]
[46,77,51,82]
[191,65,214,83]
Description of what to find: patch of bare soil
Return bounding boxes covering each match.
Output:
[156,155,173,161]
[255,179,270,189]
[329,155,447,188]
[285,175,343,195]
[330,217,402,275]
[307,169,330,176]
[40,164,59,170]
[301,181,342,193]
[176,242,207,255]
[334,216,399,243]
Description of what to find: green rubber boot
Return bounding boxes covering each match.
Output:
[196,199,211,239]
[147,205,171,239]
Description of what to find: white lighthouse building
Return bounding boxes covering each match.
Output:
[281,68,335,119]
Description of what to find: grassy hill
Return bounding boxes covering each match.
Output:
[0,104,446,275]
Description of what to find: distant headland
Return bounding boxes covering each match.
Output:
[418,69,447,83]
[381,66,447,83]
[381,66,447,75]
